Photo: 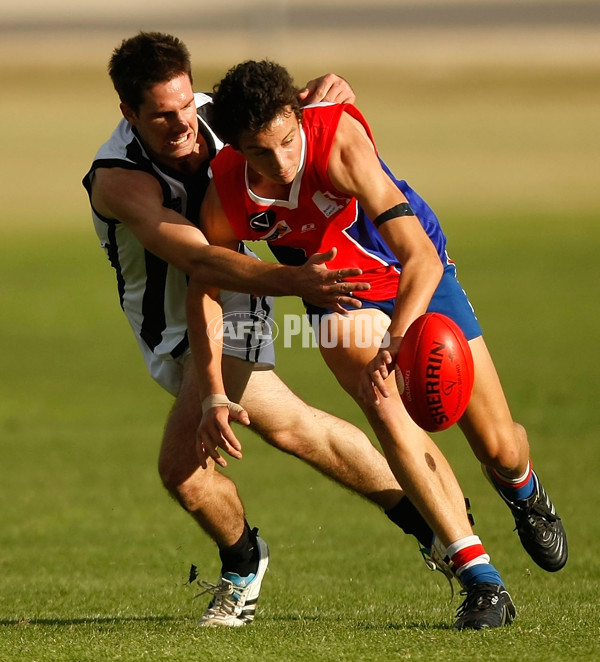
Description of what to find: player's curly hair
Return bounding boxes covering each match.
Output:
[109,32,192,112]
[211,60,302,149]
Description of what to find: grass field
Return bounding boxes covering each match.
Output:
[1,59,599,661]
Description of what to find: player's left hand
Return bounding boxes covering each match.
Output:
[359,336,402,404]
[298,73,356,105]
[196,400,250,468]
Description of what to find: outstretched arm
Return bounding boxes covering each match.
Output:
[91,167,368,307]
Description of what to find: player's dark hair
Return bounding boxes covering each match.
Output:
[211,60,301,149]
[109,32,193,112]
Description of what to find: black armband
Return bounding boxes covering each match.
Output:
[373,203,415,229]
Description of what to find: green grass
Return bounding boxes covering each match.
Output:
[1,62,599,660]
[2,214,599,661]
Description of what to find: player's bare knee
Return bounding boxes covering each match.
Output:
[479,421,529,472]
[170,477,202,512]
[158,440,206,501]
[158,452,185,498]
[159,461,214,512]
[159,405,204,497]
[250,407,314,456]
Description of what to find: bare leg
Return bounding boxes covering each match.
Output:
[318,309,473,548]
[159,354,408,543]
[459,336,530,476]
[240,368,405,511]
[159,349,442,564]
[158,356,254,548]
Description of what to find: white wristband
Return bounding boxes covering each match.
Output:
[202,394,244,417]
[202,394,231,414]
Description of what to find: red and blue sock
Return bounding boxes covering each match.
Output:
[490,461,536,503]
[445,535,504,587]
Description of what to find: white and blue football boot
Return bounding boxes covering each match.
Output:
[196,535,269,627]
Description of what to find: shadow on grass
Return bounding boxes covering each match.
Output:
[0,615,181,627]
[3,614,455,631]
[268,613,454,631]
[357,621,454,632]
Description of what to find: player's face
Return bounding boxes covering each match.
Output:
[238,108,302,185]
[121,74,201,170]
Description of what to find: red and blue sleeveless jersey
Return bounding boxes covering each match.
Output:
[210,103,448,301]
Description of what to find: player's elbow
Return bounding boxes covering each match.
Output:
[422,247,444,284]
[406,250,443,286]
[186,245,219,286]
[187,270,220,301]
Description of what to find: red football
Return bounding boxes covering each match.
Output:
[395,313,474,432]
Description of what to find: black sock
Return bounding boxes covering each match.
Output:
[385,497,434,549]
[219,523,259,577]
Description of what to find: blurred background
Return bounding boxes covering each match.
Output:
[3,0,600,69]
[1,0,598,227]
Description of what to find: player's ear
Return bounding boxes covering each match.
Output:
[120,102,137,125]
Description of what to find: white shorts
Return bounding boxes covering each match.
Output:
[142,290,276,397]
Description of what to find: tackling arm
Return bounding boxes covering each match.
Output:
[92,167,288,292]
[91,168,368,308]
[198,181,370,313]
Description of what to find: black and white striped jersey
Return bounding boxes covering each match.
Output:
[83,93,275,395]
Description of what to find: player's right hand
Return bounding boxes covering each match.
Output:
[196,402,250,468]
[294,248,370,314]
[358,335,401,405]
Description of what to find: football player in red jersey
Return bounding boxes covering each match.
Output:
[190,59,565,629]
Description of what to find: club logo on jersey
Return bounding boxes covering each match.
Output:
[250,210,277,232]
[249,210,291,241]
[261,220,292,241]
[312,190,350,218]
